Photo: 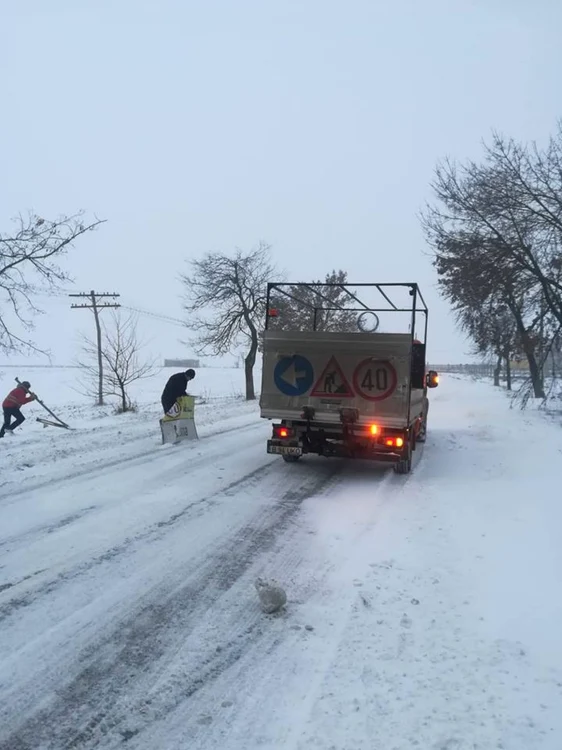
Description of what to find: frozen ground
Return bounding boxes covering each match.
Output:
[1,371,562,750]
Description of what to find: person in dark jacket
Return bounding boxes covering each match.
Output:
[1,381,36,437]
[161,369,196,414]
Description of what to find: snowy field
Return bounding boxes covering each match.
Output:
[1,371,562,749]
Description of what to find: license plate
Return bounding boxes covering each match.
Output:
[268,445,302,457]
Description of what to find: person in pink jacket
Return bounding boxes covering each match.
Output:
[0,381,36,437]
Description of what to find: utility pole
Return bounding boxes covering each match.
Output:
[70,291,121,405]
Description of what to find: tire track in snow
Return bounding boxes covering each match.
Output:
[125,462,397,750]
[0,458,276,623]
[1,463,344,750]
[0,505,99,553]
[0,421,265,554]
[0,416,262,504]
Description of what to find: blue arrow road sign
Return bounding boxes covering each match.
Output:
[274,355,314,397]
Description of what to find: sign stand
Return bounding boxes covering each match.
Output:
[160,395,199,444]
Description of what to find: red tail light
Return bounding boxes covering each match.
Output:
[273,425,293,439]
[385,436,404,448]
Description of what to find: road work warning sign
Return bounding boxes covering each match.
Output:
[310,356,354,398]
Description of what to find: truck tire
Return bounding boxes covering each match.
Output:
[282,454,301,463]
[394,435,413,475]
[417,399,429,443]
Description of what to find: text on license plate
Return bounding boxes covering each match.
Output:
[269,445,302,456]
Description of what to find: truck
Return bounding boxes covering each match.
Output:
[259,282,439,474]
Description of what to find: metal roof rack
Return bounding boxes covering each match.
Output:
[265,281,428,342]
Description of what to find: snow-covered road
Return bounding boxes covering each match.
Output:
[1,376,562,750]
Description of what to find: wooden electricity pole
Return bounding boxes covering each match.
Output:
[70,291,121,405]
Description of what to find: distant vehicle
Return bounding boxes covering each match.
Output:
[259,282,439,474]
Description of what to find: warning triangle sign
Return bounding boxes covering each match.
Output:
[310,356,354,398]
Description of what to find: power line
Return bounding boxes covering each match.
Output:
[120,304,185,327]
[39,289,185,328]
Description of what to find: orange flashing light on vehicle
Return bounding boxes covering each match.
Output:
[369,424,379,435]
[426,370,439,388]
[385,436,404,448]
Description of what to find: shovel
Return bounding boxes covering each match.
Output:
[15,377,71,429]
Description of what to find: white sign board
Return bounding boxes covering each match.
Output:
[160,396,199,444]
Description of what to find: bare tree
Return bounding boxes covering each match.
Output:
[423,132,562,328]
[79,313,156,412]
[0,211,105,353]
[420,134,562,398]
[181,242,275,400]
[458,302,518,389]
[269,269,359,332]
[77,335,101,404]
[430,228,546,396]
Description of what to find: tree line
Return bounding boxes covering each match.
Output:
[422,124,562,399]
[0,213,357,405]
[8,122,562,409]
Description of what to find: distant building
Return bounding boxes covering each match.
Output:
[510,359,529,371]
[164,358,200,368]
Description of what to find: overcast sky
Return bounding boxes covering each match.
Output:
[2,0,561,367]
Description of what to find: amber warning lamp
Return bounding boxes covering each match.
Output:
[426,370,439,388]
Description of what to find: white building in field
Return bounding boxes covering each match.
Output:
[164,358,200,368]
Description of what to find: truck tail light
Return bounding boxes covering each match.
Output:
[385,436,404,448]
[369,424,379,436]
[273,425,293,439]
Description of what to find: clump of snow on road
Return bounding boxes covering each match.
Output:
[255,577,287,614]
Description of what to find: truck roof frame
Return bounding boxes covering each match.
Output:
[265,281,429,344]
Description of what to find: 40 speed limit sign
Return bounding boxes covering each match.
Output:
[352,359,397,401]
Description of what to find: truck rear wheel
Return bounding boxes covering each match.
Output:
[394,435,412,474]
[417,399,429,443]
[282,454,301,463]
